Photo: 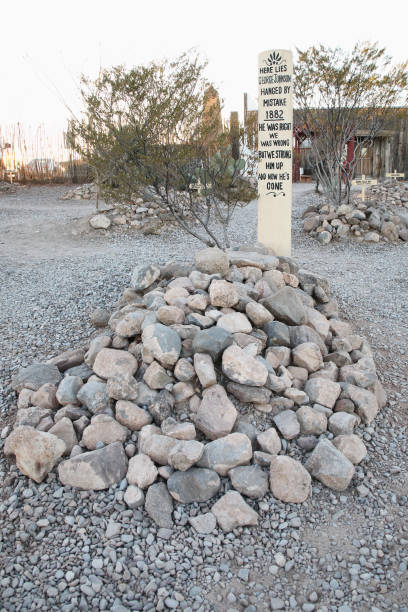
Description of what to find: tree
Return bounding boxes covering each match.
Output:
[67,52,256,248]
[294,42,408,205]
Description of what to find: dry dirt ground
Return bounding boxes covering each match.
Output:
[0,184,118,264]
[0,184,407,611]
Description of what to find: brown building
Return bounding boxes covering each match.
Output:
[243,94,408,182]
[293,109,408,181]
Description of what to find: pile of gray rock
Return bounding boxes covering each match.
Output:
[62,183,195,235]
[61,183,98,200]
[0,180,17,193]
[4,245,387,532]
[367,179,408,207]
[302,199,408,244]
[88,197,164,235]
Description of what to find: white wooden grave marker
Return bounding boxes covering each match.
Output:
[189,177,212,196]
[386,169,405,181]
[352,174,377,201]
[257,49,293,256]
[4,169,16,184]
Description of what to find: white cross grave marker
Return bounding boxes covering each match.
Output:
[257,49,293,256]
[386,169,405,181]
[4,169,16,184]
[189,178,212,196]
[351,174,377,202]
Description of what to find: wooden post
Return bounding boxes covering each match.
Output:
[258,49,293,256]
[230,112,240,161]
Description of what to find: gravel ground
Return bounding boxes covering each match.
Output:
[0,184,407,612]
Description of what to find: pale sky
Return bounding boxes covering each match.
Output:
[1,0,406,138]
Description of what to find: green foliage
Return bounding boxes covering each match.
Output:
[67,51,255,247]
[294,42,408,205]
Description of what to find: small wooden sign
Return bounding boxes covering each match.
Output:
[351,174,377,201]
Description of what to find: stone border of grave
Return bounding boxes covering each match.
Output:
[302,197,408,245]
[61,183,98,200]
[4,245,386,532]
[368,179,408,208]
[62,183,196,236]
[0,180,18,194]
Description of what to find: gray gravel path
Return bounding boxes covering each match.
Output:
[0,184,407,612]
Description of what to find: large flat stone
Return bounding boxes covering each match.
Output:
[195,248,229,276]
[197,433,252,476]
[93,349,138,379]
[82,415,128,450]
[167,467,221,503]
[58,442,128,490]
[48,349,85,372]
[262,286,307,326]
[192,327,233,361]
[229,465,269,499]
[228,251,278,270]
[226,382,271,404]
[304,377,341,409]
[217,312,252,334]
[12,363,62,393]
[289,325,328,355]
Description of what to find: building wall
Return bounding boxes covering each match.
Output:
[243,101,408,180]
[390,115,408,176]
